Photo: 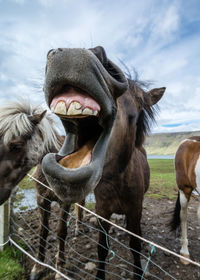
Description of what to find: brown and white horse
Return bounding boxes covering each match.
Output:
[171,136,200,264]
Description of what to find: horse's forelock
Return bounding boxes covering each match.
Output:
[0,100,33,144]
[0,100,60,152]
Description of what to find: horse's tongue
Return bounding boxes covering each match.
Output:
[50,90,100,112]
[58,139,94,169]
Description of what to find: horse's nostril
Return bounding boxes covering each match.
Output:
[47,49,55,58]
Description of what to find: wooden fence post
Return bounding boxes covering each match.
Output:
[0,199,10,251]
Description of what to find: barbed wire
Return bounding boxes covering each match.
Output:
[1,172,200,279]
[27,172,200,268]
[13,187,179,279]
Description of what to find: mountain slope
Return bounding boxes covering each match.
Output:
[145,131,200,155]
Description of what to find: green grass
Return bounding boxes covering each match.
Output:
[18,167,36,190]
[0,245,25,280]
[18,161,177,201]
[86,202,95,211]
[147,159,177,199]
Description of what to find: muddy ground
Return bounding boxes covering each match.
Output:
[14,196,200,280]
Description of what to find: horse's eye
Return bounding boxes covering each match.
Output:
[8,139,25,152]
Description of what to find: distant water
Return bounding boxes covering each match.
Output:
[14,187,96,212]
[86,192,96,203]
[147,155,174,159]
[13,188,37,213]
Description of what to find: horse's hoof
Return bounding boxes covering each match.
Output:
[180,254,190,265]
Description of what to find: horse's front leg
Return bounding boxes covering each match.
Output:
[95,213,111,280]
[126,211,143,280]
[55,203,70,280]
[179,189,191,264]
[30,196,51,280]
[75,199,85,236]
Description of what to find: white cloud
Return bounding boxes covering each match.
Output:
[0,0,200,134]
[150,4,180,38]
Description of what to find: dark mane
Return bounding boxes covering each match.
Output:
[128,79,158,147]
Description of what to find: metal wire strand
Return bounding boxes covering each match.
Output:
[6,173,200,280]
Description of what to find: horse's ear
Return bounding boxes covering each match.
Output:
[147,87,166,105]
[29,110,47,126]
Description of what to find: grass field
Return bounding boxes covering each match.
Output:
[18,168,36,189]
[0,245,25,280]
[147,159,177,199]
[18,160,178,199]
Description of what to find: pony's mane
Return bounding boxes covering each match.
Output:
[128,79,158,147]
[0,99,61,151]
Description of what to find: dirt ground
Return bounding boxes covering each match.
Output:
[14,196,200,280]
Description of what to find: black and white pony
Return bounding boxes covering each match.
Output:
[0,99,83,279]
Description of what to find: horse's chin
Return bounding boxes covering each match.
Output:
[42,115,113,203]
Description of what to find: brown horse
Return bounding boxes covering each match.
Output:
[0,100,85,279]
[171,137,200,265]
[42,46,165,279]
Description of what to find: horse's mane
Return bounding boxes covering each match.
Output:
[128,79,157,147]
[0,99,61,151]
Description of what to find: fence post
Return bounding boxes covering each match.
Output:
[0,199,10,251]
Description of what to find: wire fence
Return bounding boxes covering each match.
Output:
[0,174,200,280]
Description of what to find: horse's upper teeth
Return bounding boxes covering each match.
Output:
[74,101,82,110]
[82,108,93,115]
[53,101,98,116]
[67,102,82,115]
[54,101,66,115]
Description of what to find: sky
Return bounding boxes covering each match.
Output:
[0,0,200,134]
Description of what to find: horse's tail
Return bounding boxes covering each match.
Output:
[170,191,181,231]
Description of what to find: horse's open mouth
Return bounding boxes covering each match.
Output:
[42,84,113,203]
[50,86,103,169]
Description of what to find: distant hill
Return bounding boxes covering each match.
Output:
[145,131,200,155]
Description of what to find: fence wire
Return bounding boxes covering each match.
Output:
[0,174,200,280]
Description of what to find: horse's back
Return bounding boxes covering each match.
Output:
[175,137,200,189]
